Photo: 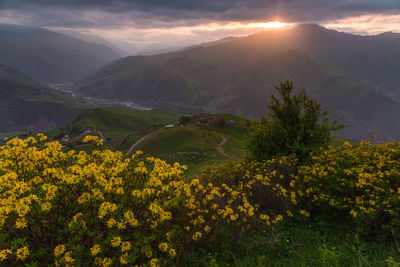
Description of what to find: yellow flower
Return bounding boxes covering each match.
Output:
[169,248,176,258]
[82,135,103,146]
[111,236,122,247]
[98,202,117,219]
[0,249,12,261]
[350,210,357,218]
[64,251,74,263]
[16,246,29,261]
[121,241,131,252]
[91,244,101,256]
[120,253,129,265]
[15,218,27,229]
[37,133,48,142]
[149,258,159,267]
[101,257,112,267]
[146,250,153,258]
[106,218,116,228]
[192,232,202,241]
[41,201,52,212]
[158,242,168,252]
[54,245,66,257]
[300,210,310,217]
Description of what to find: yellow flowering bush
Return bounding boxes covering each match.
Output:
[297,141,400,233]
[0,135,275,265]
[201,156,300,221]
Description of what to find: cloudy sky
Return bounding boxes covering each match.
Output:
[1,0,400,53]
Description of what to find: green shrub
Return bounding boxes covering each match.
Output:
[248,81,341,163]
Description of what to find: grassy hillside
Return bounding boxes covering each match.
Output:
[0,24,121,83]
[0,79,87,132]
[115,114,250,175]
[51,111,251,175]
[76,24,400,141]
[48,107,180,140]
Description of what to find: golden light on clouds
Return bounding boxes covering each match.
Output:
[323,14,400,35]
[247,21,292,29]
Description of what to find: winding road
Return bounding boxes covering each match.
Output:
[124,127,165,157]
[217,135,241,161]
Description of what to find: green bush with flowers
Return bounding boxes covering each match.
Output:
[0,134,292,266]
[1,132,400,266]
[203,139,400,236]
[297,140,400,233]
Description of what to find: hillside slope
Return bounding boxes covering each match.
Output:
[0,79,86,132]
[0,64,46,88]
[0,24,121,83]
[50,107,180,139]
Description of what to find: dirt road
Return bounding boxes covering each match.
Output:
[217,135,241,161]
[125,127,165,157]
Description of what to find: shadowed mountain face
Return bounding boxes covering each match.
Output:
[76,24,400,140]
[0,24,121,83]
[0,68,86,132]
[0,64,46,88]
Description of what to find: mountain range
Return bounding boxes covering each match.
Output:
[0,24,121,83]
[75,24,400,140]
[2,23,400,141]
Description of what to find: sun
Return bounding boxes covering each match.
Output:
[247,21,291,29]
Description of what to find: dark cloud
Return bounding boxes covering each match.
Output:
[0,0,238,14]
[1,0,399,52]
[0,0,399,42]
[1,0,400,29]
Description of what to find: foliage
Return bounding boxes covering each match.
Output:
[205,138,400,235]
[179,116,192,126]
[201,157,299,217]
[2,132,400,265]
[297,140,400,233]
[184,222,400,266]
[0,134,282,266]
[248,81,341,162]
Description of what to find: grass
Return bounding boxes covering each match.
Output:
[47,107,180,139]
[182,221,400,267]
[136,125,238,177]
[50,111,252,176]
[330,136,359,147]
[135,115,252,176]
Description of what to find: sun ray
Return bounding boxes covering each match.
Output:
[247,21,291,29]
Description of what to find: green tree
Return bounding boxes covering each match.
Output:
[248,81,341,162]
[179,116,192,125]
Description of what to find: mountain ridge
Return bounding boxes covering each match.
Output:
[0,24,121,83]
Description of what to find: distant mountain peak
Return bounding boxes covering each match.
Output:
[376,31,400,38]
